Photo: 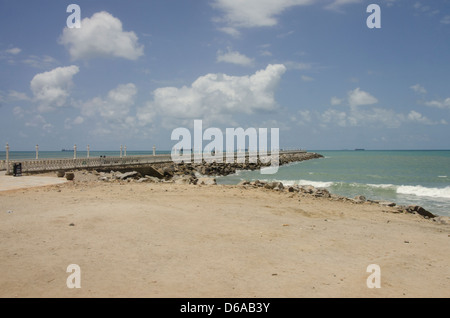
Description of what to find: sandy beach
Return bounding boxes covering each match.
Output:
[0,171,449,298]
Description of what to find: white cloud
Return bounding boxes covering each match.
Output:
[22,55,59,69]
[441,15,450,24]
[425,98,450,109]
[25,114,53,133]
[81,83,137,121]
[284,61,313,71]
[60,11,144,61]
[331,97,343,105]
[8,90,30,101]
[13,106,25,118]
[320,109,348,127]
[5,47,21,55]
[217,49,254,66]
[407,110,435,125]
[212,0,313,28]
[325,0,362,11]
[138,64,287,126]
[301,75,314,82]
[73,116,84,125]
[64,116,85,129]
[260,50,272,57]
[298,110,311,123]
[218,27,240,37]
[410,84,427,94]
[30,65,79,112]
[348,88,378,108]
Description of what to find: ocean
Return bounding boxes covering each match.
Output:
[1,149,449,217]
[216,150,450,217]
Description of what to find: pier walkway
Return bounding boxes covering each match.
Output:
[0,150,306,175]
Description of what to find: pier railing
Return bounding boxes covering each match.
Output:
[0,150,306,174]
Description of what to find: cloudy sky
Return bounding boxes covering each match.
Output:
[1,0,449,151]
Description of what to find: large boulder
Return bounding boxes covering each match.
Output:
[407,205,436,218]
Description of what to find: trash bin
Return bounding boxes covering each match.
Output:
[13,163,22,177]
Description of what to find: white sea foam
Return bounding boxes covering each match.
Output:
[397,185,450,199]
[367,183,397,189]
[297,180,334,188]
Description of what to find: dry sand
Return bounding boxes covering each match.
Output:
[0,172,449,298]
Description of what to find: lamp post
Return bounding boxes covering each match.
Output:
[74,144,77,159]
[153,146,156,156]
[120,145,123,158]
[124,146,127,157]
[35,144,39,160]
[5,143,10,175]
[87,145,90,158]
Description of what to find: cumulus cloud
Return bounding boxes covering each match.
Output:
[81,83,137,121]
[318,108,433,129]
[30,65,79,112]
[348,88,378,108]
[407,110,435,125]
[138,64,287,126]
[425,98,450,109]
[60,11,144,61]
[217,49,254,66]
[410,84,427,94]
[212,0,313,28]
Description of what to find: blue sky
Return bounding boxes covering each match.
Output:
[1,0,449,151]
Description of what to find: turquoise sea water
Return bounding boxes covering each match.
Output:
[2,149,449,217]
[217,150,450,217]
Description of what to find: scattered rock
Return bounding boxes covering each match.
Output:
[432,216,450,225]
[65,172,75,181]
[173,175,193,185]
[406,205,436,218]
[353,195,366,203]
[57,170,65,178]
[198,177,216,185]
[379,201,396,207]
[117,171,140,180]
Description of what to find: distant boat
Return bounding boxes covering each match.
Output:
[355,149,365,151]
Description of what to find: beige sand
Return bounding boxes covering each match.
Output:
[0,171,68,192]
[0,173,449,298]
